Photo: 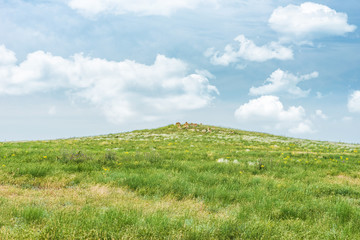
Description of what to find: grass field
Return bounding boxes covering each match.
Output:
[0,124,360,239]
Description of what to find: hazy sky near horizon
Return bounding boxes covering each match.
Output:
[0,0,359,142]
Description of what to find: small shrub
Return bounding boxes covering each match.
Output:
[105,151,117,162]
[144,152,161,163]
[57,150,91,163]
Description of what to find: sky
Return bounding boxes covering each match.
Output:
[0,0,359,143]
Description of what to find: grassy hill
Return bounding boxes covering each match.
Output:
[0,124,360,239]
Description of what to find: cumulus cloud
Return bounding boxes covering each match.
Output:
[289,120,314,134]
[269,2,357,43]
[315,110,327,120]
[234,95,314,134]
[235,95,305,122]
[206,35,293,66]
[0,45,218,123]
[68,0,218,16]
[348,91,360,113]
[249,69,318,98]
[0,45,17,65]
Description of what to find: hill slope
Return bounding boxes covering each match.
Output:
[0,124,360,239]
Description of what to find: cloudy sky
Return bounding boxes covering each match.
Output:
[1,0,359,143]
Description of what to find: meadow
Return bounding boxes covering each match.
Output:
[0,124,360,239]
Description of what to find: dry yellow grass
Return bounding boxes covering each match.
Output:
[327,174,360,186]
[0,184,235,221]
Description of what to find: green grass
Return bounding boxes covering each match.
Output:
[0,124,360,239]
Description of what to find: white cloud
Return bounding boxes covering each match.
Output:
[234,95,314,134]
[68,0,218,17]
[289,120,314,134]
[315,109,327,119]
[0,45,218,123]
[316,92,323,99]
[235,64,247,70]
[0,45,17,65]
[235,95,304,122]
[0,50,72,95]
[206,35,293,66]
[348,90,360,113]
[269,2,357,43]
[249,69,318,97]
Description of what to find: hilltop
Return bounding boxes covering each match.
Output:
[0,124,360,239]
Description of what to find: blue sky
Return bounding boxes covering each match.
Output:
[0,0,359,143]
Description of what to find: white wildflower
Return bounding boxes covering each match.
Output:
[217,158,229,163]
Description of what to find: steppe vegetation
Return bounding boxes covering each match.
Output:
[0,124,360,239]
